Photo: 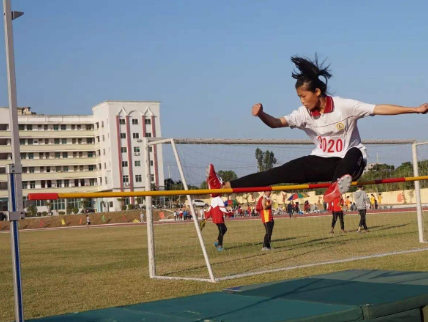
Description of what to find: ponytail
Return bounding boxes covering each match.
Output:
[291,54,332,95]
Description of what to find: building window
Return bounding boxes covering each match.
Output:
[89,179,96,186]
[109,201,113,208]
[101,121,104,128]
[73,152,77,158]
[132,119,138,125]
[96,136,100,143]
[44,139,49,144]
[119,119,125,125]
[88,152,94,158]
[134,147,140,153]
[54,139,60,144]
[74,166,78,172]
[103,149,105,156]
[87,138,93,144]
[86,125,91,130]
[123,175,129,183]
[79,152,83,158]
[98,164,101,170]
[55,152,60,158]
[62,152,68,158]
[20,139,25,145]
[29,167,35,173]
[30,181,35,189]
[71,125,75,130]
[120,133,126,139]
[22,167,27,173]
[151,174,154,182]
[102,135,105,141]
[28,139,33,145]
[27,125,33,131]
[149,146,152,152]
[145,119,151,125]
[63,166,69,172]
[133,133,140,139]
[150,160,154,166]
[38,125,42,130]
[56,166,61,172]
[145,133,152,137]
[135,175,142,182]
[53,125,59,130]
[46,166,51,173]
[104,163,106,169]
[105,176,108,184]
[57,180,62,188]
[40,167,44,173]
[80,165,84,171]
[135,161,141,167]
[23,182,28,189]
[61,125,66,130]
[19,124,24,130]
[78,138,82,144]
[62,139,67,144]
[122,161,128,167]
[64,180,69,187]
[89,165,95,171]
[99,177,102,185]
[121,147,127,153]
[77,125,81,130]
[28,153,34,160]
[44,125,48,130]
[39,153,43,159]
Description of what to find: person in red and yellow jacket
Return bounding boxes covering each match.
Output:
[330,197,346,234]
[204,196,232,251]
[256,191,275,251]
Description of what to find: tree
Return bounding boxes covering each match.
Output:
[81,200,89,212]
[27,204,38,217]
[45,201,52,215]
[255,148,277,172]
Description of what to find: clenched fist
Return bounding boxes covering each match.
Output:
[252,103,263,116]
[417,103,428,114]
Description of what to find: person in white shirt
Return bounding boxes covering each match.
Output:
[207,55,428,203]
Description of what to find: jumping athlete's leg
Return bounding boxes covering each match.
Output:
[333,148,366,181]
[226,156,338,188]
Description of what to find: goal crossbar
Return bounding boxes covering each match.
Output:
[27,175,428,200]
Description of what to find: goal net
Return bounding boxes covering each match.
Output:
[146,138,428,282]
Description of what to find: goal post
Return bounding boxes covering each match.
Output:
[142,138,428,282]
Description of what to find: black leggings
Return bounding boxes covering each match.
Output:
[216,223,227,247]
[332,211,345,230]
[358,209,368,230]
[263,221,274,249]
[230,148,365,188]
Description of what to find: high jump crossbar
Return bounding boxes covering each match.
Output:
[27,175,428,200]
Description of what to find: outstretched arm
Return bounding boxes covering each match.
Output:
[252,103,289,128]
[373,103,428,115]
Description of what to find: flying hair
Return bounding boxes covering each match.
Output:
[291,54,332,95]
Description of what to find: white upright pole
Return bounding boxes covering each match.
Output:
[170,139,216,282]
[144,138,156,277]
[3,0,25,321]
[412,143,424,243]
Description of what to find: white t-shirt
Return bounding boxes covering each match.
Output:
[284,96,375,159]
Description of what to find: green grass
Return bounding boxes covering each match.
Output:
[1,210,428,321]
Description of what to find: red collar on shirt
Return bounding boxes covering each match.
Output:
[310,96,334,117]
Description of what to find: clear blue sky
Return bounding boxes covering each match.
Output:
[0,0,427,141]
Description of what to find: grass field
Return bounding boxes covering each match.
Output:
[1,210,428,321]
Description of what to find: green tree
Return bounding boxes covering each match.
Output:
[27,204,38,217]
[255,148,277,172]
[200,170,238,188]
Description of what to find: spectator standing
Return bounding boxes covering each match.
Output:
[354,185,369,233]
[370,194,376,210]
[256,191,275,251]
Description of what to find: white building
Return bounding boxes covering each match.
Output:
[0,101,164,214]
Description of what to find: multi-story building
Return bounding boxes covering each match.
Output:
[0,101,163,213]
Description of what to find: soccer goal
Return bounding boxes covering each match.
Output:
[142,138,428,283]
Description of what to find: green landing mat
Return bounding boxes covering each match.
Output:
[26,270,428,322]
[27,292,363,322]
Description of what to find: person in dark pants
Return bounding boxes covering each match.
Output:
[206,55,428,205]
[204,196,232,251]
[256,191,275,251]
[354,185,369,233]
[330,197,346,233]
